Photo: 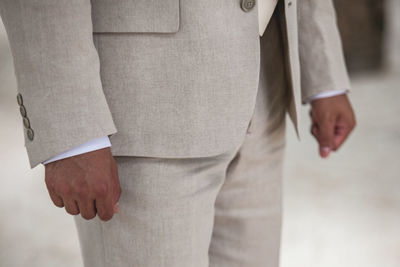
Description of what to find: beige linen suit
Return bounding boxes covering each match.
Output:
[0,0,350,266]
[74,12,290,267]
[0,0,350,168]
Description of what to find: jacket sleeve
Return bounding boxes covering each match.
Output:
[297,0,351,103]
[0,0,117,168]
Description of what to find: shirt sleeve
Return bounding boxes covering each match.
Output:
[42,136,111,165]
[304,89,348,104]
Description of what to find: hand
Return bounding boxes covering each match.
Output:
[309,94,356,158]
[44,147,121,221]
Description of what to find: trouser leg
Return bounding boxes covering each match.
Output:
[208,8,288,267]
[74,6,288,267]
[74,151,237,267]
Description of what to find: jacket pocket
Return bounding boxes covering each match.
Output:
[91,0,180,33]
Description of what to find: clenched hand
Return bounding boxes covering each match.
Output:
[44,147,121,221]
[310,94,356,158]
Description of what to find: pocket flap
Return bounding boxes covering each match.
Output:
[91,0,180,33]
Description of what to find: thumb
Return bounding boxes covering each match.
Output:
[318,120,335,158]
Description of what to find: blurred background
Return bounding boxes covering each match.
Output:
[0,0,399,266]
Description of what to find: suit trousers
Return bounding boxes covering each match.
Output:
[74,10,288,267]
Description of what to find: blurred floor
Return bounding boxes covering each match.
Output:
[1,2,399,266]
[281,70,400,267]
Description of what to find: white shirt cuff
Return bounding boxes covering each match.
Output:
[42,136,111,165]
[305,89,348,104]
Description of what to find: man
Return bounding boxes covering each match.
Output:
[0,0,355,266]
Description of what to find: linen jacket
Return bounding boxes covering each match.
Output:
[0,0,350,168]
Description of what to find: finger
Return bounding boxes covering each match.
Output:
[311,124,318,138]
[95,197,114,221]
[64,199,80,215]
[77,199,96,220]
[48,192,64,208]
[317,120,335,158]
[333,121,351,150]
[44,173,64,207]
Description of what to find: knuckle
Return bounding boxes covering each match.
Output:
[94,183,109,197]
[310,126,317,135]
[81,213,96,220]
[53,201,64,208]
[66,208,79,216]
[99,212,113,222]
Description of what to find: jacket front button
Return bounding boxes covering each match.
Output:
[17,93,23,106]
[241,0,256,12]
[26,128,34,141]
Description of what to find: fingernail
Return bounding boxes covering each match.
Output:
[114,202,120,213]
[320,147,331,158]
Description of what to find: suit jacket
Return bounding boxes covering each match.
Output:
[0,0,350,168]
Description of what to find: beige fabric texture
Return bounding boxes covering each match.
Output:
[0,0,350,168]
[74,14,287,266]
